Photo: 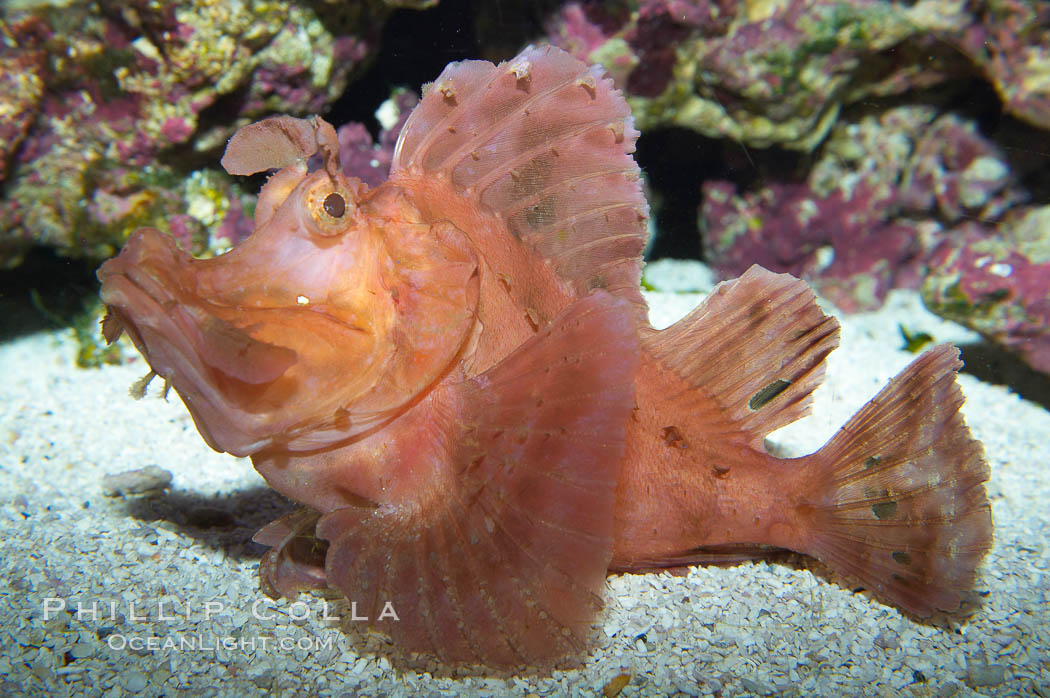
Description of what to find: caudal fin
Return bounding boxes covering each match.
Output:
[800,345,992,616]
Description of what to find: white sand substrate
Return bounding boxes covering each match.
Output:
[1,260,1047,697]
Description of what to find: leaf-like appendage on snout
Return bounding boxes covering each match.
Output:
[221,115,341,178]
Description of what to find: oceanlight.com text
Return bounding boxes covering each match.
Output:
[106,633,335,653]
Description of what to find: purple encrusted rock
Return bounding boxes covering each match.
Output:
[923,209,1050,374]
[335,91,418,189]
[955,0,1050,130]
[702,179,923,312]
[544,0,968,149]
[702,105,1030,312]
[0,0,400,267]
[0,16,47,190]
[702,96,1048,371]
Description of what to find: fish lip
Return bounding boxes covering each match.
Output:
[98,228,393,456]
[98,228,185,308]
[97,229,272,455]
[97,229,195,364]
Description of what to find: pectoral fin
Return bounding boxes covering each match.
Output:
[253,508,328,599]
[315,291,640,667]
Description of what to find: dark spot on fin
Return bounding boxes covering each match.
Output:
[892,551,912,566]
[749,379,792,410]
[872,500,898,520]
[523,198,554,231]
[587,274,608,291]
[864,455,882,469]
[661,425,688,449]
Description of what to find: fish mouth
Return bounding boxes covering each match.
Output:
[97,229,297,456]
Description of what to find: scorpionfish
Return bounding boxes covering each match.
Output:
[97,45,992,668]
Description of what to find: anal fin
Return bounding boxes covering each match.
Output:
[613,543,787,572]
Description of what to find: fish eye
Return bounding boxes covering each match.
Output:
[323,192,346,218]
[304,181,356,237]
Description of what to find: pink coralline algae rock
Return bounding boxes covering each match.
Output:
[702,106,1025,312]
[702,179,924,313]
[546,0,1050,148]
[702,101,1050,373]
[0,16,47,191]
[333,91,418,189]
[548,0,728,98]
[0,0,400,268]
[922,209,1050,375]
[548,0,962,149]
[956,0,1050,130]
[542,1,1049,370]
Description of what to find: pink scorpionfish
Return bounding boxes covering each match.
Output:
[97,45,992,668]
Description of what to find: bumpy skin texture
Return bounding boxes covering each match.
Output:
[98,46,992,669]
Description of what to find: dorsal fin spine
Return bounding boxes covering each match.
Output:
[548,231,643,262]
[499,167,639,220]
[395,61,506,170]
[468,116,624,195]
[437,65,605,176]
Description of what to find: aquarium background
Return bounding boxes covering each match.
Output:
[1,0,1048,695]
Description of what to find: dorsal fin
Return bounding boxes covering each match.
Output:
[643,265,841,449]
[391,44,649,320]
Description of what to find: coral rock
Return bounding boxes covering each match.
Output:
[956,0,1050,130]
[922,208,1050,375]
[548,0,970,150]
[702,104,1030,313]
[0,16,47,190]
[0,0,401,267]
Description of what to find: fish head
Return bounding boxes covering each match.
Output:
[98,116,479,457]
